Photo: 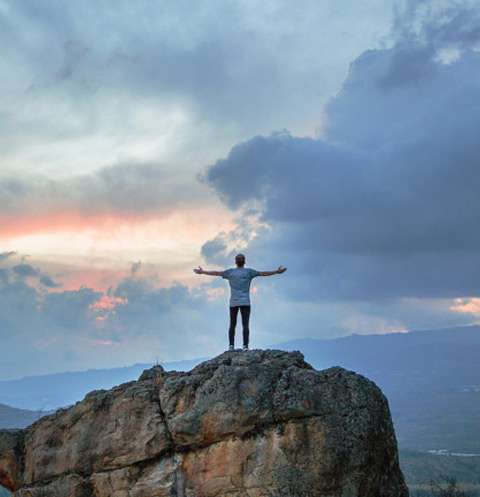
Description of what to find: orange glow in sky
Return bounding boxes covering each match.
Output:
[90,296,128,311]
[0,204,234,252]
[89,296,128,322]
[450,298,480,314]
[1,203,236,291]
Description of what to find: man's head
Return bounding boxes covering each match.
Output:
[235,253,246,267]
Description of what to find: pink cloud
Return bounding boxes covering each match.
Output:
[450,298,480,314]
[88,339,115,346]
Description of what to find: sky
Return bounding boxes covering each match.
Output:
[1,0,480,380]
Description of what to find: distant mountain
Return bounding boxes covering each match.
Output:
[275,325,480,393]
[1,325,479,453]
[0,358,205,412]
[275,325,480,452]
[399,450,480,494]
[0,403,46,430]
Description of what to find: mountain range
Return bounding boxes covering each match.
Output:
[1,325,479,453]
[277,325,480,453]
[0,358,205,412]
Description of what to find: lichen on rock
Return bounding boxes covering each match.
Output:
[0,349,408,496]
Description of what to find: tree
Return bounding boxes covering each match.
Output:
[429,477,471,497]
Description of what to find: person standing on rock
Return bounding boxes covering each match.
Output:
[194,253,287,350]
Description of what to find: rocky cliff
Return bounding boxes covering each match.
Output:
[0,350,408,497]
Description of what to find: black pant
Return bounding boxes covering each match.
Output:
[229,305,251,347]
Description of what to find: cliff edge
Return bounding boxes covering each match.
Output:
[0,349,408,496]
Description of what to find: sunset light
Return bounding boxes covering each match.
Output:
[2,3,480,496]
[1,0,480,383]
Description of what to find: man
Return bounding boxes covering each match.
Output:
[194,253,287,350]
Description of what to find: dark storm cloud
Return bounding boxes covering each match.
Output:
[202,4,480,300]
[202,132,368,223]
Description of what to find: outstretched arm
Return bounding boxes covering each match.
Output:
[194,266,222,276]
[259,266,287,276]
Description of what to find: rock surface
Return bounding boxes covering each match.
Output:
[0,350,408,496]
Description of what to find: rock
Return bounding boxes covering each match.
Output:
[0,350,408,496]
[0,429,23,493]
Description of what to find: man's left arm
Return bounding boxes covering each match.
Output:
[259,266,287,276]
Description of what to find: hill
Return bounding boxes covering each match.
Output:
[0,358,204,411]
[400,450,480,496]
[0,404,46,430]
[275,325,480,453]
[0,350,408,496]
[1,325,479,453]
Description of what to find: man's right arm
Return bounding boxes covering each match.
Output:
[194,267,222,277]
[259,266,287,276]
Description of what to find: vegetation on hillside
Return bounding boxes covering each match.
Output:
[410,477,477,496]
[401,451,480,496]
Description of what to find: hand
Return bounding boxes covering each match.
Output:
[276,266,287,274]
[194,266,204,274]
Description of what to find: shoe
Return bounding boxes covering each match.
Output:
[229,345,234,350]
[243,345,248,350]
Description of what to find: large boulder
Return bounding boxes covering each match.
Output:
[0,350,408,496]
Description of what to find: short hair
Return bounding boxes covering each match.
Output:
[235,253,246,266]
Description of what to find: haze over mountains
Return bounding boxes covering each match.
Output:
[0,404,45,430]
[278,325,480,453]
[1,325,479,453]
[0,358,205,412]
[278,325,480,394]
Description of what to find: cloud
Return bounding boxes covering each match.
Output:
[202,3,480,301]
[4,259,61,288]
[0,161,205,236]
[391,0,480,50]
[1,245,479,382]
[0,0,396,187]
[0,0,395,249]
[0,254,229,380]
[0,252,16,261]
[0,0,388,126]
[41,287,102,329]
[130,261,141,276]
[12,264,38,277]
[200,236,229,267]
[198,211,265,266]
[0,162,196,215]
[39,274,62,288]
[4,1,480,380]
